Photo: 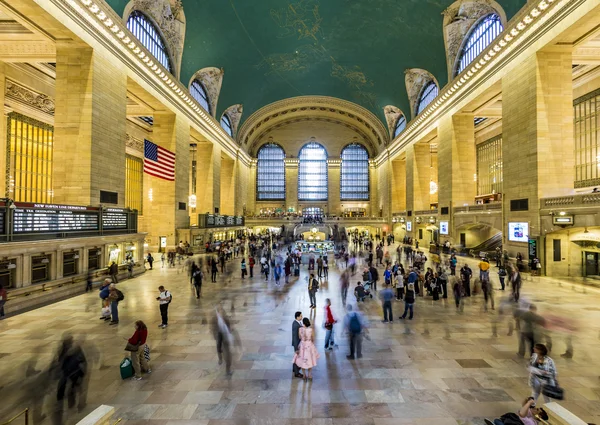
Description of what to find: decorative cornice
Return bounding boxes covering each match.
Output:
[404,69,438,119]
[383,105,403,139]
[223,104,243,140]
[125,133,143,152]
[378,0,574,166]
[189,67,224,118]
[5,79,55,115]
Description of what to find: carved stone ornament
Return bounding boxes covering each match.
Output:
[191,67,224,118]
[442,1,505,79]
[404,69,437,118]
[223,104,243,141]
[131,0,185,74]
[383,105,403,139]
[125,133,144,152]
[5,80,55,115]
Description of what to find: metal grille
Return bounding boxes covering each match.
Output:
[455,14,503,77]
[6,113,54,203]
[126,154,143,214]
[190,79,211,114]
[298,142,328,201]
[417,82,439,115]
[340,143,369,201]
[476,135,503,196]
[574,89,600,188]
[126,11,172,73]
[221,114,233,137]
[393,115,406,138]
[257,143,286,200]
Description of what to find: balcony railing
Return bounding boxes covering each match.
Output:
[453,203,501,213]
[542,193,600,208]
[415,209,438,216]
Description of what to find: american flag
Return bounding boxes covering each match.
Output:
[144,140,175,181]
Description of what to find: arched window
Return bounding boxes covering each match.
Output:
[455,14,503,77]
[190,80,211,114]
[298,142,328,201]
[126,11,172,72]
[257,144,285,200]
[417,82,439,115]
[220,114,233,137]
[393,115,406,138]
[341,144,369,201]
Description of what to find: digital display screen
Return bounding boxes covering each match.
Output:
[102,210,128,229]
[439,221,449,235]
[13,208,99,233]
[406,221,412,232]
[508,222,529,243]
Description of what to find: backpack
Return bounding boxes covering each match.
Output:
[349,313,362,334]
[116,289,125,301]
[312,278,319,290]
[499,413,523,425]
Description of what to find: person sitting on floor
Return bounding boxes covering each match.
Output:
[485,397,548,425]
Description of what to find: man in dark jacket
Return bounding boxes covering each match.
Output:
[292,311,303,378]
[369,265,379,291]
[109,262,119,284]
[460,264,472,297]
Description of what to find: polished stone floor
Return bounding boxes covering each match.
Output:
[2,245,600,425]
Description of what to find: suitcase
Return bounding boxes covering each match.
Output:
[294,268,300,277]
[120,357,134,379]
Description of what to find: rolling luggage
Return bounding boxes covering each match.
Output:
[120,357,134,379]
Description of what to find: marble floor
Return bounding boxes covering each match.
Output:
[2,246,600,425]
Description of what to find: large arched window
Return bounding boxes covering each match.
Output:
[127,11,172,72]
[417,82,439,115]
[190,80,211,114]
[455,14,503,77]
[298,142,328,201]
[341,144,369,201]
[393,115,407,138]
[257,144,286,200]
[221,114,233,137]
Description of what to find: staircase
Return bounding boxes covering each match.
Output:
[462,232,502,257]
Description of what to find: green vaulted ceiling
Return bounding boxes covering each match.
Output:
[106,0,526,127]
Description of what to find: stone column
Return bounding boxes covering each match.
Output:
[247,163,257,214]
[377,157,392,220]
[220,155,235,215]
[328,160,341,216]
[285,159,299,213]
[406,143,431,213]
[234,159,249,216]
[369,162,378,216]
[391,158,406,213]
[145,111,190,249]
[502,47,574,257]
[195,142,215,214]
[53,42,127,206]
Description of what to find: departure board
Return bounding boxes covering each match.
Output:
[0,211,5,234]
[102,209,129,229]
[13,208,99,233]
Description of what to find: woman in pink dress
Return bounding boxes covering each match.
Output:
[293,317,320,380]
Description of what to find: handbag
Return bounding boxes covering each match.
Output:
[124,342,139,352]
[143,344,151,361]
[542,383,564,400]
[324,322,333,330]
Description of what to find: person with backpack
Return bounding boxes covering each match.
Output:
[193,268,203,298]
[499,266,507,290]
[108,284,123,325]
[157,286,172,328]
[399,283,416,320]
[146,252,154,270]
[344,305,367,359]
[308,273,319,309]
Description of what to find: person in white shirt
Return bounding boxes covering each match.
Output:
[156,286,172,328]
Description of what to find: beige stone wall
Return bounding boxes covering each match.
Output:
[285,161,298,212]
[220,155,235,215]
[502,49,574,258]
[391,159,406,214]
[377,159,391,220]
[406,144,431,213]
[53,43,127,207]
[235,160,249,216]
[195,142,215,214]
[328,162,341,215]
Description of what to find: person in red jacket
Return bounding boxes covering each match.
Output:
[0,284,7,319]
[324,298,337,351]
[248,256,255,278]
[127,320,150,380]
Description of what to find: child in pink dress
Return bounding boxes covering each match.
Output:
[293,318,320,380]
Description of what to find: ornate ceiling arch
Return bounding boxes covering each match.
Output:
[239,96,388,157]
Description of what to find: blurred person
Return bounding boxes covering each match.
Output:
[241,258,247,279]
[460,264,472,297]
[519,304,546,357]
[146,252,154,270]
[211,257,219,282]
[0,283,6,319]
[52,334,88,425]
[380,282,394,323]
[317,256,323,278]
[369,263,379,291]
[157,286,172,328]
[499,265,507,290]
[109,261,119,284]
[274,262,282,286]
[452,279,463,311]
[354,281,366,302]
[108,284,123,325]
[292,311,304,378]
[125,320,150,380]
[528,343,557,403]
[394,271,404,300]
[344,305,367,359]
[323,256,329,279]
[511,266,522,301]
[482,277,495,311]
[212,305,237,375]
[400,283,416,320]
[193,266,203,298]
[340,270,350,305]
[293,317,320,380]
[249,255,255,278]
[323,298,336,351]
[479,257,490,281]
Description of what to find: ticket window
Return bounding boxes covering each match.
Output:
[0,260,17,288]
[32,255,50,284]
[63,251,79,277]
[88,249,101,271]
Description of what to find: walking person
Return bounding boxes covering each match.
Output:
[161,253,166,268]
[340,270,349,306]
[249,255,255,278]
[518,304,546,357]
[125,320,150,380]
[317,256,323,278]
[528,343,557,403]
[453,279,464,311]
[460,264,472,297]
[323,256,329,279]
[193,267,203,298]
[324,298,336,351]
[241,258,247,279]
[108,284,123,325]
[146,252,154,270]
[293,317,320,380]
[212,305,237,375]
[292,312,304,378]
[394,272,404,300]
[400,283,416,320]
[369,264,379,292]
[156,286,172,328]
[380,282,394,323]
[499,266,507,290]
[52,335,88,425]
[344,305,367,359]
[308,273,318,309]
[211,258,218,282]
[109,262,119,284]
[127,259,134,279]
[0,284,7,319]
[482,277,495,311]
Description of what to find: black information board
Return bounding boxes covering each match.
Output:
[13,208,99,233]
[0,211,5,234]
[201,214,244,228]
[102,210,128,229]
